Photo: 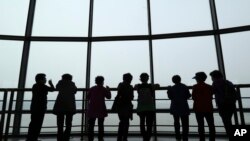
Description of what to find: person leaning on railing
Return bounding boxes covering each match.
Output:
[86,76,111,141]
[26,73,55,141]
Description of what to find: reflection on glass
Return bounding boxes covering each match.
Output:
[151,0,212,34]
[0,0,29,35]
[92,0,148,36]
[91,41,150,87]
[32,0,89,36]
[0,40,23,88]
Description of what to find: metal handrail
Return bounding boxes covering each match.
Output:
[1,84,250,139]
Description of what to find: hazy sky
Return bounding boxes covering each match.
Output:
[0,0,250,89]
[0,0,250,133]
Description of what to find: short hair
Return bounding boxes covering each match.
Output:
[123,73,133,82]
[62,73,72,81]
[35,73,46,82]
[95,76,104,85]
[172,75,181,84]
[140,73,149,82]
[140,73,149,79]
[210,70,223,79]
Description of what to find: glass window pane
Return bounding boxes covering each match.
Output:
[91,41,150,87]
[151,0,212,34]
[0,0,29,35]
[0,40,23,88]
[216,0,250,28]
[32,0,90,36]
[25,42,87,99]
[153,36,218,87]
[92,0,148,36]
[221,31,250,84]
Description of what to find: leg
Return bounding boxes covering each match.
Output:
[139,112,146,141]
[26,112,45,141]
[98,118,105,141]
[64,114,73,141]
[205,113,215,141]
[219,110,233,138]
[57,114,64,141]
[181,115,189,141]
[195,113,205,141]
[145,112,154,141]
[88,118,96,141]
[117,114,130,141]
[173,115,181,140]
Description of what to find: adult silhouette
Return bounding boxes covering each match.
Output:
[53,74,77,141]
[135,73,159,141]
[26,73,55,141]
[87,76,111,141]
[192,72,215,141]
[210,70,236,140]
[116,73,134,141]
[167,75,191,141]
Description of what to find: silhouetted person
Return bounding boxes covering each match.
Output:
[192,72,215,141]
[53,74,77,141]
[87,76,111,141]
[167,75,191,141]
[135,73,159,141]
[26,73,55,141]
[116,73,134,141]
[210,70,236,140]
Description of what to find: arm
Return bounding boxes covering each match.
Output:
[153,83,160,90]
[86,88,91,100]
[105,86,111,99]
[167,86,173,99]
[73,82,77,94]
[48,80,55,91]
[191,86,196,100]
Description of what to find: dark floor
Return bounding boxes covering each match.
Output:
[3,136,228,141]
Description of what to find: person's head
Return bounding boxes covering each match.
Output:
[95,76,104,86]
[35,73,46,84]
[193,72,207,82]
[140,73,149,83]
[172,75,181,84]
[123,73,133,84]
[62,73,72,81]
[210,70,223,82]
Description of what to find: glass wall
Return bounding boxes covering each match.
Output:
[216,0,250,28]
[151,0,212,34]
[32,0,90,36]
[0,0,249,135]
[0,0,29,35]
[92,0,148,36]
[0,40,23,88]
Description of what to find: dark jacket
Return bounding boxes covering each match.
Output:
[53,80,77,115]
[167,83,191,116]
[31,83,55,113]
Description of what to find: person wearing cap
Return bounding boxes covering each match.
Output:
[167,75,191,141]
[210,70,236,140]
[192,72,215,141]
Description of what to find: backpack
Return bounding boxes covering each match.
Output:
[224,81,237,105]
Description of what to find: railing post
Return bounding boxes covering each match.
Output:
[0,90,8,140]
[236,86,245,125]
[4,90,15,141]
